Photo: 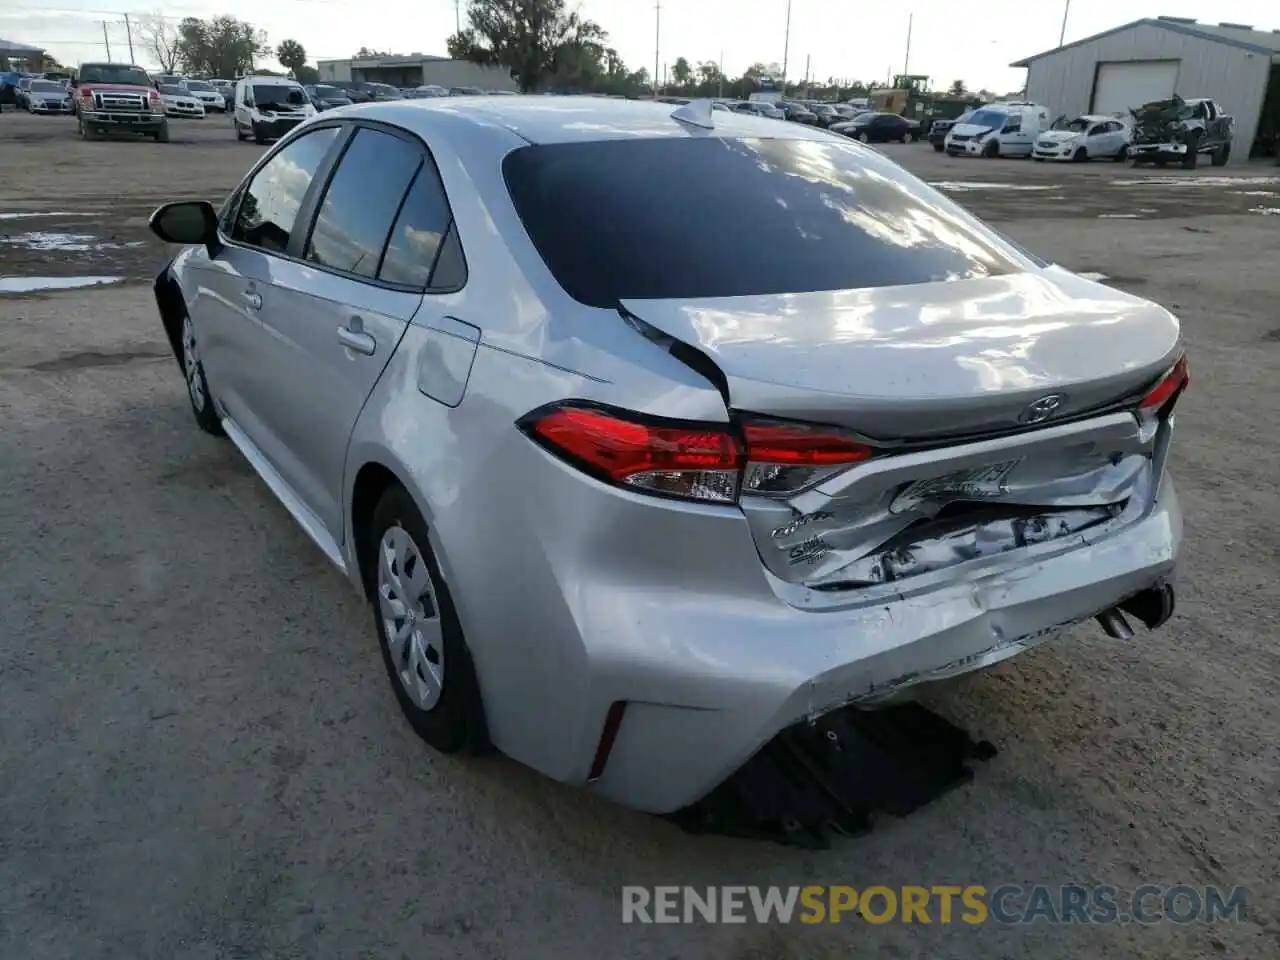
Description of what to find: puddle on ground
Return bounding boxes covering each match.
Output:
[1114,176,1280,187]
[0,211,95,221]
[929,181,1057,192]
[1250,206,1280,216]
[0,232,145,253]
[0,276,124,293]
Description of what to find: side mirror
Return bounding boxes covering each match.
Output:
[149,200,222,258]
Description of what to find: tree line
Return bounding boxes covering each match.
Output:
[115,4,998,103]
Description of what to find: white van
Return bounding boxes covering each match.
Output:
[944,101,1051,158]
[233,75,315,144]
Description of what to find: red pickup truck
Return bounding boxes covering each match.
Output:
[73,61,170,142]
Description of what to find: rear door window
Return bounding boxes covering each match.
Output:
[378,161,458,289]
[230,126,341,254]
[304,127,423,280]
[503,136,1031,308]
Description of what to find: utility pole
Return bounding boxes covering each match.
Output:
[652,0,660,99]
[903,12,913,76]
[1058,0,1071,46]
[803,54,810,98]
[781,0,792,85]
[124,13,135,62]
[718,48,724,98]
[454,0,461,35]
[102,21,112,60]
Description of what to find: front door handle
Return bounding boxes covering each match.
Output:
[338,315,376,356]
[241,290,262,311]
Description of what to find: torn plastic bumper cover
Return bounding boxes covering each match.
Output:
[667,702,997,849]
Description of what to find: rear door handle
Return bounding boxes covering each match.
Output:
[241,290,262,311]
[338,316,376,356]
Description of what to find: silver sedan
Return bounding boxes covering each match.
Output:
[147,97,1185,815]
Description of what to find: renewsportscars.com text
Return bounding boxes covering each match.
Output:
[621,885,1249,925]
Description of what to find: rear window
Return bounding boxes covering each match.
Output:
[502,137,1027,307]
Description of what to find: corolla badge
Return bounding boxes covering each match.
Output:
[1019,394,1064,424]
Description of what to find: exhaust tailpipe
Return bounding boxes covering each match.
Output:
[1096,608,1135,640]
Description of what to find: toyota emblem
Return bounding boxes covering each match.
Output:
[1019,394,1064,424]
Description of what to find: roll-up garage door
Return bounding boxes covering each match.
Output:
[1091,61,1180,115]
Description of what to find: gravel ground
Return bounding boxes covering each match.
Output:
[2,112,1278,960]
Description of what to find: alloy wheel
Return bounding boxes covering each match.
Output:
[377,525,445,711]
[181,313,206,412]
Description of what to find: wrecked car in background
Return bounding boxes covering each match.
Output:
[1129,96,1232,169]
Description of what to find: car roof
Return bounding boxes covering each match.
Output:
[241,76,300,85]
[338,95,841,145]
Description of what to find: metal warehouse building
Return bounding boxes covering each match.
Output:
[1012,16,1280,161]
[317,53,517,92]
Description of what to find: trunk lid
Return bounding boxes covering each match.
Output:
[623,268,1180,594]
[621,267,1180,441]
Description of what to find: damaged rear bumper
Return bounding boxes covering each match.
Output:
[586,480,1179,814]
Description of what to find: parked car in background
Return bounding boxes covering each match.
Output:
[808,103,843,128]
[73,61,169,142]
[834,111,921,143]
[25,78,74,114]
[363,82,403,101]
[324,81,374,103]
[1129,96,1232,169]
[731,100,785,120]
[305,83,354,111]
[928,110,972,151]
[147,96,1185,818]
[159,84,206,119]
[449,86,485,96]
[1033,114,1130,163]
[15,77,35,110]
[232,75,315,143]
[776,101,817,124]
[155,74,187,90]
[0,71,23,110]
[410,85,450,98]
[181,79,226,113]
[946,102,1051,158]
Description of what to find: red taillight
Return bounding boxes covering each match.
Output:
[1138,353,1189,412]
[519,402,880,503]
[522,403,744,503]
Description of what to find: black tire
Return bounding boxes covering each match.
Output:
[78,117,95,140]
[1181,135,1199,170]
[932,142,944,152]
[234,119,247,141]
[1155,158,1168,168]
[154,121,170,143]
[253,123,267,145]
[1211,143,1230,167]
[982,139,999,158]
[1072,147,1088,163]
[1033,156,1044,162]
[1114,144,1129,162]
[178,311,224,436]
[367,484,486,755]
[902,132,916,143]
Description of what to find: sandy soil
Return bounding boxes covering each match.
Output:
[1,111,1278,960]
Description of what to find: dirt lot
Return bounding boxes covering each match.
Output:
[2,111,1278,959]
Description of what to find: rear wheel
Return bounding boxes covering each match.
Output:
[367,485,484,754]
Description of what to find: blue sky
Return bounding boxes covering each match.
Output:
[8,0,1279,92]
